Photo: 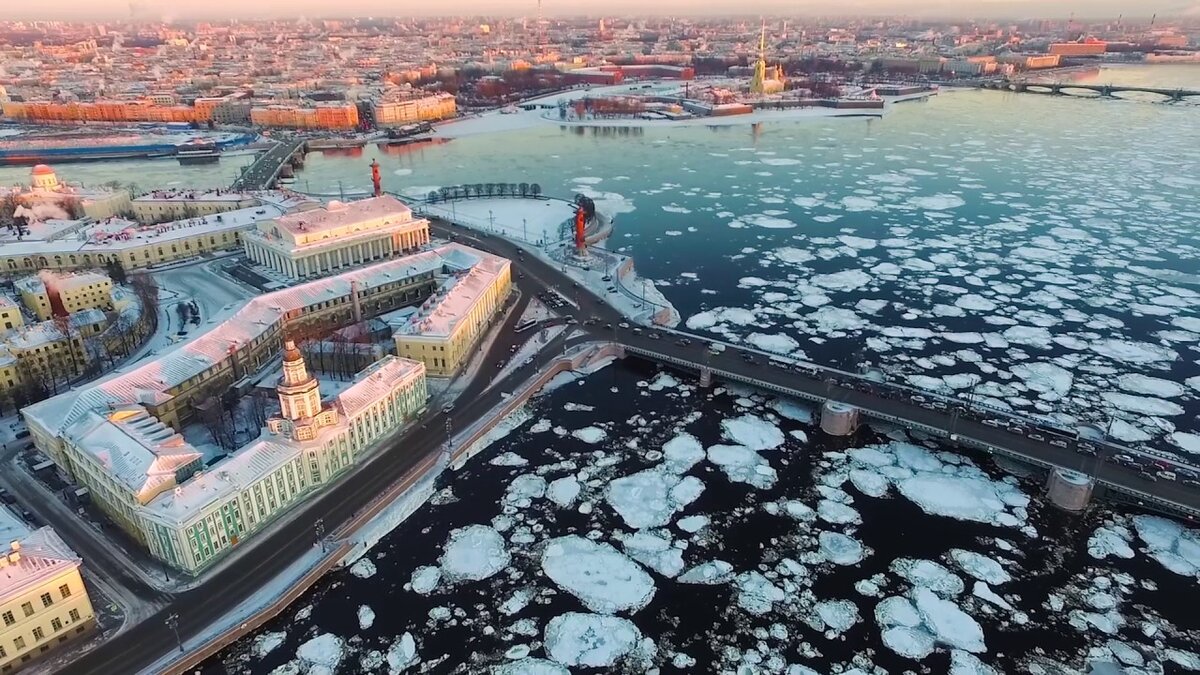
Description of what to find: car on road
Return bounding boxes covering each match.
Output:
[911,395,927,403]
[1076,446,1098,457]
[1183,478,1200,488]
[1007,427,1024,435]
[618,322,630,329]
[677,338,692,347]
[441,403,455,414]
[0,489,14,505]
[1157,470,1178,481]
[648,332,660,340]
[524,357,534,366]
[1139,471,1158,482]
[1028,433,1045,442]
[1049,439,1068,448]
[982,419,1001,427]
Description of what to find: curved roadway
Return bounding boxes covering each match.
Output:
[62,220,1199,674]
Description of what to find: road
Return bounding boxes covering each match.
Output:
[64,246,581,675]
[437,220,1200,516]
[61,220,1200,673]
[229,138,305,191]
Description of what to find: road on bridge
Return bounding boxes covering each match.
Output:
[230,138,305,191]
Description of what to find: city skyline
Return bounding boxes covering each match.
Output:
[7,0,1200,21]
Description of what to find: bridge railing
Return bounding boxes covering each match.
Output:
[621,343,1199,519]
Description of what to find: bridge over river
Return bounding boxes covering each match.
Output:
[615,340,1200,520]
[230,138,307,190]
[981,80,1200,101]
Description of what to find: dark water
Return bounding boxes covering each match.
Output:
[203,360,1200,674]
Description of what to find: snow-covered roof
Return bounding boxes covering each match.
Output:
[393,247,510,340]
[132,189,254,203]
[68,406,203,497]
[69,308,107,329]
[13,276,45,295]
[265,195,414,241]
[7,322,66,350]
[0,192,313,257]
[0,523,81,606]
[23,243,504,439]
[141,437,296,522]
[336,355,425,419]
[46,270,110,292]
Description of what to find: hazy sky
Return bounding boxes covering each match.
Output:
[9,0,1200,21]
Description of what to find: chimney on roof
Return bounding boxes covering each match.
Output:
[350,280,362,325]
[9,541,20,553]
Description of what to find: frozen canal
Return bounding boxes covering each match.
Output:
[203,360,1200,674]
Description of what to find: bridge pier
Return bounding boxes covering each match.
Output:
[1046,468,1095,513]
[698,367,712,388]
[820,401,860,436]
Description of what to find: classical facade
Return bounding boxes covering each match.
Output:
[22,244,508,573]
[0,509,96,672]
[242,196,431,280]
[0,188,309,274]
[130,190,258,224]
[392,248,513,375]
[372,93,456,126]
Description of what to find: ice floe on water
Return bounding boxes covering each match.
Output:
[707,444,778,489]
[296,633,345,673]
[543,612,647,668]
[607,467,704,528]
[541,535,657,613]
[720,414,785,450]
[828,442,1030,528]
[439,524,510,582]
[570,426,607,444]
[1131,515,1200,579]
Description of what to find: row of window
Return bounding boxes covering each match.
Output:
[0,585,73,627]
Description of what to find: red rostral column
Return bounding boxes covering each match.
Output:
[574,206,587,253]
[370,159,382,197]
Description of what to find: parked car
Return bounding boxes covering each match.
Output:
[441,403,455,414]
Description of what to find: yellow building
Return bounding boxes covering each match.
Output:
[131,190,258,224]
[0,298,24,332]
[243,196,431,280]
[372,93,457,126]
[13,280,51,323]
[47,272,112,316]
[0,194,307,274]
[0,509,96,673]
[392,251,512,375]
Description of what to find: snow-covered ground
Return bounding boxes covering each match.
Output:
[418,198,576,246]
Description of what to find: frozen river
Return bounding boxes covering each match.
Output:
[8,63,1200,673]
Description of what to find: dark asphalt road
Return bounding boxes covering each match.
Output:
[64,255,575,674]
[61,221,1199,673]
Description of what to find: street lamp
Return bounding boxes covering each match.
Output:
[314,518,326,552]
[165,612,182,653]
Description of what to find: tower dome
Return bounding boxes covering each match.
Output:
[30,164,59,191]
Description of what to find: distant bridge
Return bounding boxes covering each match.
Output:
[982,80,1200,102]
[230,138,308,191]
